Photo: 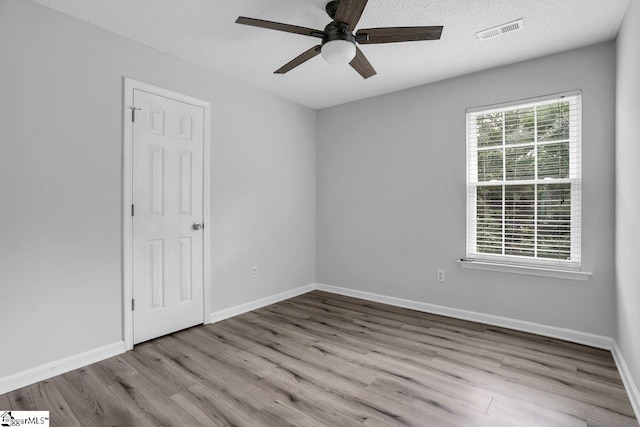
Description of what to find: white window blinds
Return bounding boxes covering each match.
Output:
[466,91,582,269]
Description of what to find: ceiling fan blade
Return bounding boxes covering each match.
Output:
[334,0,369,31]
[274,45,322,74]
[357,26,443,44]
[236,17,324,38]
[349,46,377,79]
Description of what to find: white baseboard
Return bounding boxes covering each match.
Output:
[611,341,640,421]
[0,341,125,396]
[315,283,614,350]
[209,283,317,324]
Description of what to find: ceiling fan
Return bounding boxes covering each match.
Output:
[236,0,443,79]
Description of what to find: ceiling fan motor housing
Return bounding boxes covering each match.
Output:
[323,23,356,45]
[321,23,357,64]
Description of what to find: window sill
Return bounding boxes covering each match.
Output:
[457,259,592,281]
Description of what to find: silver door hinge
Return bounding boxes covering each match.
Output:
[129,107,141,122]
[131,204,135,216]
[132,299,135,311]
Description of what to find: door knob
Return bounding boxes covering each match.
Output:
[192,223,203,230]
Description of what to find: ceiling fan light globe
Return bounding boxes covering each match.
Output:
[321,40,356,65]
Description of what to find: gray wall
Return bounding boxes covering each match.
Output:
[0,0,315,378]
[616,0,640,395]
[317,42,616,336]
[0,0,630,387]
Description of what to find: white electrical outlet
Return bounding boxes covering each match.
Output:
[251,265,258,278]
[437,269,445,282]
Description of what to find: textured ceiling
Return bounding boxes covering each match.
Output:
[32,0,630,109]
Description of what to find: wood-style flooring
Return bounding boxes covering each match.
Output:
[2,291,638,426]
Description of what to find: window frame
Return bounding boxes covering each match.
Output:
[465,90,583,271]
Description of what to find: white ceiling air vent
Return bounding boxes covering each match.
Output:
[476,19,524,40]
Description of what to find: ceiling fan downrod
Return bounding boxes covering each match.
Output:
[325,0,342,20]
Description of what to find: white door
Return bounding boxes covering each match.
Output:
[132,89,205,344]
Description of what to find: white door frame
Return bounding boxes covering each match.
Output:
[122,77,211,350]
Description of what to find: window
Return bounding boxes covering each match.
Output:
[466,91,582,269]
